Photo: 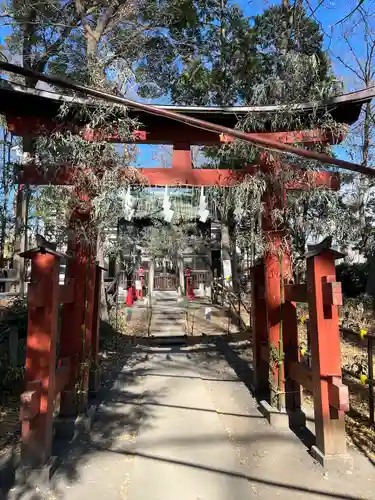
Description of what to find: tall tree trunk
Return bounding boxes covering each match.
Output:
[97,236,109,321]
[221,221,232,285]
[228,212,239,293]
[0,131,9,268]
[13,136,33,294]
[177,255,185,294]
[148,258,155,297]
[362,101,374,298]
[360,101,371,246]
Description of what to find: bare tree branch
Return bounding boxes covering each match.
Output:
[335,54,363,82]
[33,25,72,73]
[94,1,120,40]
[333,0,366,26]
[75,0,96,40]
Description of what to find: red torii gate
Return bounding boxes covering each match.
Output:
[1,61,373,471]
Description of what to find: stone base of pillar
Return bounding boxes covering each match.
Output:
[59,389,88,418]
[259,400,306,429]
[89,367,102,394]
[15,456,60,486]
[311,445,353,471]
[54,405,96,440]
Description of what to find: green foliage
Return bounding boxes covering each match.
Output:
[337,262,369,298]
[251,3,332,102]
[135,0,257,105]
[0,296,28,342]
[0,297,27,394]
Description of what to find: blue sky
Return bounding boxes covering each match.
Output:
[237,0,373,86]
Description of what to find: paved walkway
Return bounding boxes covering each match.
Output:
[134,290,237,338]
[9,343,375,500]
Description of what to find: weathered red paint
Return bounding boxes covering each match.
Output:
[59,278,75,304]
[307,247,347,457]
[20,381,41,422]
[18,163,340,190]
[251,261,269,396]
[283,296,302,415]
[172,143,192,170]
[260,153,292,406]
[263,230,291,405]
[7,114,341,146]
[90,265,102,374]
[54,358,71,396]
[284,283,308,303]
[328,377,349,413]
[21,251,60,466]
[59,235,93,416]
[322,277,343,306]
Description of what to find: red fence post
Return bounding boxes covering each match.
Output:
[306,238,350,468]
[283,292,304,425]
[59,236,92,417]
[19,247,60,467]
[84,253,96,375]
[251,260,269,397]
[89,262,103,393]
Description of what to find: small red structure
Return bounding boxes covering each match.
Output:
[19,242,71,466]
[184,267,195,300]
[126,286,134,306]
[19,237,102,468]
[253,236,349,467]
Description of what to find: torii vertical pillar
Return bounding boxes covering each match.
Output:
[19,248,60,466]
[307,240,351,468]
[172,142,192,170]
[261,153,291,409]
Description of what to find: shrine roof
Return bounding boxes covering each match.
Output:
[0,79,373,133]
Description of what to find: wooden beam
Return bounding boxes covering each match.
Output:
[307,246,347,457]
[289,363,349,412]
[18,164,340,189]
[323,276,343,306]
[7,115,342,146]
[328,376,349,413]
[54,358,71,396]
[220,129,344,146]
[284,284,308,303]
[290,361,313,392]
[285,171,340,190]
[27,282,45,308]
[20,381,41,421]
[59,279,75,304]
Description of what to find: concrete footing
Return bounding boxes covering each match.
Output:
[0,449,18,492]
[89,367,102,394]
[259,400,306,429]
[15,456,60,487]
[311,445,353,471]
[54,405,96,440]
